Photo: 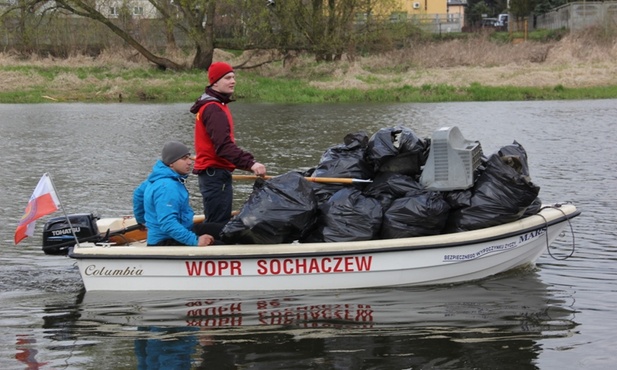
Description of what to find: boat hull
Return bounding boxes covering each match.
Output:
[69,203,580,291]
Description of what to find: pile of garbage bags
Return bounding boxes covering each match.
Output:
[221,126,541,244]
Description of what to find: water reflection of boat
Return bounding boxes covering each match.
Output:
[42,269,579,369]
[80,270,577,338]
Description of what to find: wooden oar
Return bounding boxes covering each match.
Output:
[232,174,372,184]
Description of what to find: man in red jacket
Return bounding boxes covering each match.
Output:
[190,62,267,223]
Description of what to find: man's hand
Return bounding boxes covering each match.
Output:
[251,162,267,176]
[198,234,215,246]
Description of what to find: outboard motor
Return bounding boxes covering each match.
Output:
[42,213,102,255]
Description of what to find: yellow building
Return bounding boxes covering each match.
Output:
[399,0,448,15]
[389,0,467,30]
[357,0,466,32]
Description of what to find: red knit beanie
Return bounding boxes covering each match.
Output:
[208,62,234,86]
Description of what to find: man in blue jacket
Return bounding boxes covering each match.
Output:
[133,141,224,246]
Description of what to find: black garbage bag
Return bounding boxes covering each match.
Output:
[221,172,318,244]
[363,172,424,210]
[308,182,344,206]
[304,188,383,243]
[522,197,543,216]
[310,131,374,205]
[498,140,531,176]
[446,141,541,232]
[366,126,429,177]
[443,189,473,210]
[380,190,451,239]
[313,131,373,180]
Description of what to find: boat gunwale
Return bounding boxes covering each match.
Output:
[68,204,580,261]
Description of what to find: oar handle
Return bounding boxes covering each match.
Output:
[232,175,273,181]
[303,177,359,184]
[232,174,371,184]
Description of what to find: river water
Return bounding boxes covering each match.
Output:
[0,100,615,369]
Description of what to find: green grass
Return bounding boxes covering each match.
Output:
[2,64,617,104]
[489,28,569,43]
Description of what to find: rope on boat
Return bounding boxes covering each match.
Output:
[539,202,577,260]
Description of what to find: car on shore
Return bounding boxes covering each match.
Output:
[480,18,500,28]
[496,14,509,28]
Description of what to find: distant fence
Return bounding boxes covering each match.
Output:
[0,11,464,55]
[408,13,464,34]
[534,1,617,30]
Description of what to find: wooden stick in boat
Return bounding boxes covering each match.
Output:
[232,174,372,184]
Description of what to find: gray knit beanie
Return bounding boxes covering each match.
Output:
[162,141,191,165]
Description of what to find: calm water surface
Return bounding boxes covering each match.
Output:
[0,100,615,369]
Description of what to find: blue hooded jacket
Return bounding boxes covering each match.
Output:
[133,160,198,246]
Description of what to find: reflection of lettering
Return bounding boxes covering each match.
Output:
[182,299,374,328]
[257,256,373,275]
[258,303,374,327]
[185,260,242,276]
[186,303,242,314]
[186,302,243,327]
[84,265,143,276]
[186,316,242,327]
[186,299,235,307]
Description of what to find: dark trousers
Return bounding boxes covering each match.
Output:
[197,168,233,223]
[154,222,226,246]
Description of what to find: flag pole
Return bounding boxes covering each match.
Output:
[46,173,81,248]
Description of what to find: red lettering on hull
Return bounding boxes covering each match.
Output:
[185,256,373,277]
[185,260,242,276]
[257,256,373,275]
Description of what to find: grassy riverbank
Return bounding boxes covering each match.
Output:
[1,30,617,104]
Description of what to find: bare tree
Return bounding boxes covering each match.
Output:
[51,0,185,69]
[1,0,223,70]
[261,0,376,62]
[1,0,397,68]
[147,0,216,69]
[510,0,539,26]
[1,0,43,53]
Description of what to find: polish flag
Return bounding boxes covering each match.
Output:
[15,174,60,245]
